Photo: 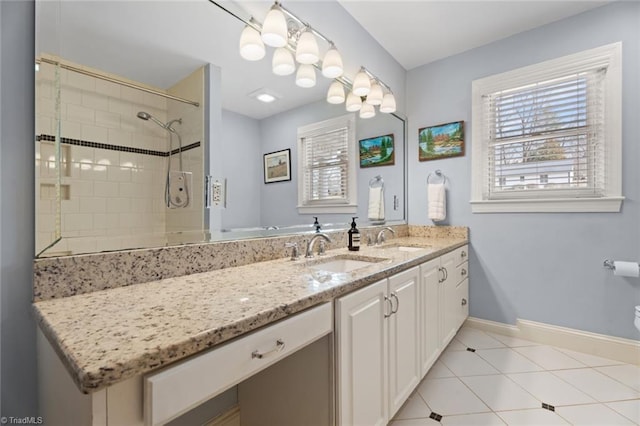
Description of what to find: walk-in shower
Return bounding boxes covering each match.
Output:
[137,111,191,208]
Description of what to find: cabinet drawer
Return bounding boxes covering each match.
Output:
[451,245,469,266]
[455,261,469,284]
[144,303,332,426]
[456,278,469,328]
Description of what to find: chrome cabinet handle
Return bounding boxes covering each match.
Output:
[461,298,467,306]
[461,250,467,259]
[251,339,285,359]
[390,292,399,315]
[384,295,393,318]
[438,267,444,283]
[442,267,448,281]
[461,268,467,277]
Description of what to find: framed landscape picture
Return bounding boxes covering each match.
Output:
[359,134,395,168]
[418,121,465,161]
[264,149,291,183]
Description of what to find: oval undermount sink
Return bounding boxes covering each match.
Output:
[307,254,388,273]
[375,244,430,252]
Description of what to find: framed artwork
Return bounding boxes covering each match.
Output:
[359,133,395,168]
[264,148,291,183]
[418,121,465,161]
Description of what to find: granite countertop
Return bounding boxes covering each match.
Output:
[33,236,467,394]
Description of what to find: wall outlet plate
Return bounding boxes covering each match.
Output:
[212,178,227,208]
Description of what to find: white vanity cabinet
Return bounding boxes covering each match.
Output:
[336,246,469,426]
[419,245,470,377]
[336,267,421,426]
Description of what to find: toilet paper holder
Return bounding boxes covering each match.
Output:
[603,259,616,270]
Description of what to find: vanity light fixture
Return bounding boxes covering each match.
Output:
[261,3,288,47]
[295,29,320,65]
[227,1,398,113]
[239,25,265,61]
[322,44,343,78]
[366,81,384,106]
[359,102,376,119]
[345,92,362,112]
[272,47,296,75]
[296,64,316,88]
[327,81,345,104]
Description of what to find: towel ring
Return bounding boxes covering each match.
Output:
[369,175,385,190]
[427,170,447,185]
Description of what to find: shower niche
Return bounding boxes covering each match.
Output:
[34,55,207,256]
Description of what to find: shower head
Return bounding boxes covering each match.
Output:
[137,111,167,129]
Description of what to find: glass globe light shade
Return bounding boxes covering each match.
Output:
[352,70,371,96]
[295,30,320,65]
[272,47,295,76]
[327,81,345,104]
[261,6,288,47]
[296,64,316,88]
[239,25,265,61]
[380,93,397,113]
[359,103,376,119]
[345,92,362,112]
[366,83,384,105]
[322,47,344,78]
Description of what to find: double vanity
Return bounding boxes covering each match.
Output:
[33,225,469,425]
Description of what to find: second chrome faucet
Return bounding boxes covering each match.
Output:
[305,233,332,258]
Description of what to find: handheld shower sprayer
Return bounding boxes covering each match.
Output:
[136,111,189,208]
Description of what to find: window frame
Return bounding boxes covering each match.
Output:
[297,113,357,214]
[470,42,623,213]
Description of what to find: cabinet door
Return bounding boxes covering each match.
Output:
[456,278,469,330]
[440,251,458,347]
[419,258,441,378]
[387,266,421,418]
[336,279,389,426]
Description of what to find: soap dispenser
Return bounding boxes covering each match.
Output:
[348,217,360,251]
[313,217,321,233]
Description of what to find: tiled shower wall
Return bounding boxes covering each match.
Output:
[35,57,204,256]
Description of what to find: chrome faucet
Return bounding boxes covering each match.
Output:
[376,227,396,245]
[305,233,332,258]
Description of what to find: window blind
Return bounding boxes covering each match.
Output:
[302,126,350,204]
[482,68,606,199]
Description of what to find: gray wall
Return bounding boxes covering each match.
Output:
[407,1,640,340]
[220,110,262,230]
[1,0,38,417]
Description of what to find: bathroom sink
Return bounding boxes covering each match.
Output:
[308,254,388,273]
[374,244,431,252]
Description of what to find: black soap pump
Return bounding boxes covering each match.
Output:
[348,217,360,251]
[313,217,321,233]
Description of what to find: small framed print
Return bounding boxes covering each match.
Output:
[264,148,291,183]
[418,121,465,161]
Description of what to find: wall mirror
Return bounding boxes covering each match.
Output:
[34,0,407,257]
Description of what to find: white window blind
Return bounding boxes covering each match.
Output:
[297,114,357,214]
[302,126,349,204]
[483,68,606,199]
[470,42,622,213]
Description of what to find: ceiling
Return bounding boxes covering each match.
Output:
[36,1,610,120]
[338,1,611,71]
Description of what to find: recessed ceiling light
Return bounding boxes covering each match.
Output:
[248,88,282,104]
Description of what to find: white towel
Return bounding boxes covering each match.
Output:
[368,186,385,221]
[428,183,446,222]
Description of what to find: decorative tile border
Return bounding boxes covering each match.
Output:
[36,134,200,157]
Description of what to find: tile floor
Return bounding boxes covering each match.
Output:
[390,327,640,425]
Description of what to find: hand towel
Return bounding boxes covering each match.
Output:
[368,186,385,221]
[428,183,446,222]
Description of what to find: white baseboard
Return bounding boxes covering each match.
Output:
[465,317,640,366]
[205,405,240,426]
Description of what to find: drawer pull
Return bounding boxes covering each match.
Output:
[384,296,393,318]
[390,292,399,315]
[461,268,467,276]
[251,339,285,359]
[461,298,467,306]
[461,250,467,259]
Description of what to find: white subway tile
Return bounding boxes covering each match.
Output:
[67,103,95,124]
[108,128,132,146]
[67,71,95,92]
[60,120,82,140]
[80,197,107,214]
[80,165,109,181]
[64,213,94,231]
[72,180,94,197]
[108,98,133,116]
[119,152,141,169]
[81,124,109,144]
[61,86,82,105]
[93,181,119,198]
[94,149,120,167]
[107,165,131,182]
[82,91,109,111]
[106,197,131,213]
[95,79,121,98]
[120,86,143,104]
[38,98,56,118]
[95,110,121,129]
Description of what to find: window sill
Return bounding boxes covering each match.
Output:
[470,197,624,213]
[297,204,357,214]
